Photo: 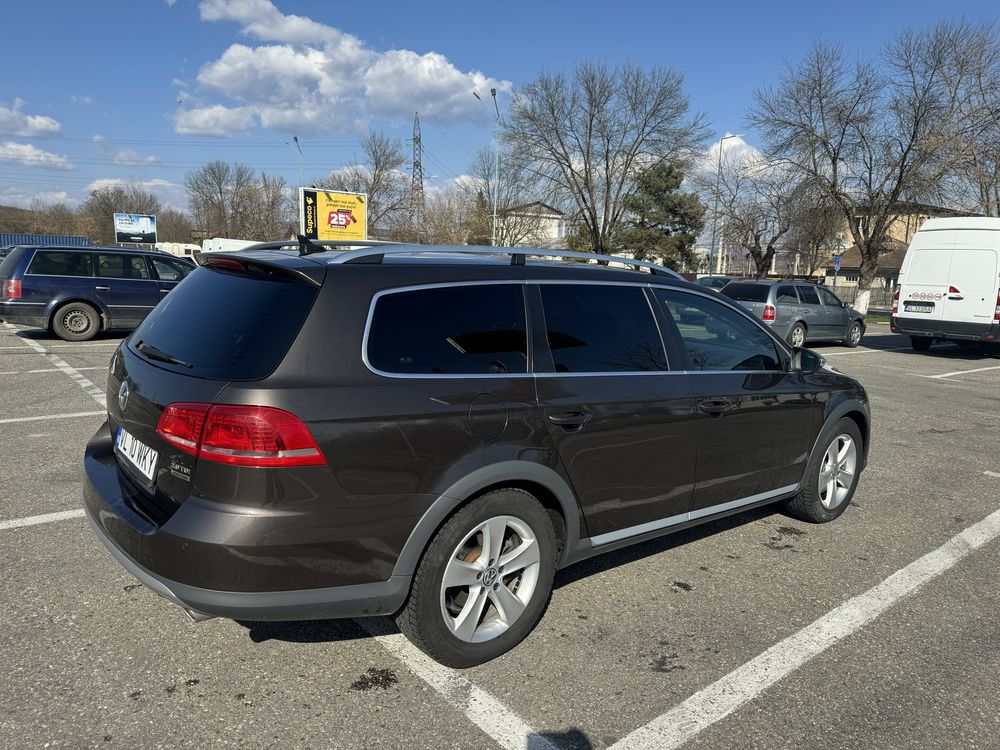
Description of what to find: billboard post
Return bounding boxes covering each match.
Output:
[113,213,157,245]
[299,189,367,243]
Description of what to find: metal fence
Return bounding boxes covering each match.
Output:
[827,285,894,309]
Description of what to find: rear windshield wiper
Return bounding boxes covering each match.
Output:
[136,340,193,369]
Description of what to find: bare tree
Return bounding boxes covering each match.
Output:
[785,196,844,276]
[749,25,972,312]
[185,161,292,240]
[316,131,410,237]
[156,208,196,243]
[79,184,162,243]
[463,147,554,246]
[504,61,708,253]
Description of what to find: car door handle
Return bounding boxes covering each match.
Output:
[548,411,593,429]
[160,288,171,294]
[95,286,110,291]
[698,398,737,416]
[947,295,963,300]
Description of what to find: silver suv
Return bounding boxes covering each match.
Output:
[722,280,865,348]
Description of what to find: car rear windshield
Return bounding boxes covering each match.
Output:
[721,283,770,303]
[129,267,318,380]
[0,247,27,277]
[27,250,93,277]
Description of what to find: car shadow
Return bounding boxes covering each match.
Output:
[238,504,782,647]
[12,328,125,342]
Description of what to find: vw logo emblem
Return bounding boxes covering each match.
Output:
[118,381,130,413]
[482,568,499,586]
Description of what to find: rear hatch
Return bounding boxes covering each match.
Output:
[897,246,952,324]
[721,282,770,319]
[107,255,323,523]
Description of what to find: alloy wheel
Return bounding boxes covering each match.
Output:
[818,433,857,509]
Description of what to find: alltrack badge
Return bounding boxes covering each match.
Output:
[118,381,130,413]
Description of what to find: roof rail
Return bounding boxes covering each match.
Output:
[328,245,685,279]
[231,238,400,253]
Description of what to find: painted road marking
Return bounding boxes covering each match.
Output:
[608,505,1000,750]
[822,346,910,357]
[359,619,555,750]
[0,411,105,425]
[2,323,108,407]
[928,364,1000,379]
[0,509,85,531]
[0,366,106,376]
[985,471,1000,478]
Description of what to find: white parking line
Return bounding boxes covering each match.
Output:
[985,471,1000,478]
[927,364,1000,379]
[358,619,556,750]
[0,366,106,376]
[2,323,107,407]
[0,343,119,350]
[0,410,105,425]
[822,346,910,357]
[608,506,1000,750]
[0,509,85,531]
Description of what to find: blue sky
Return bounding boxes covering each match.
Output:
[1,0,998,211]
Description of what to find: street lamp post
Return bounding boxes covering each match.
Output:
[286,136,303,188]
[709,133,740,274]
[474,89,502,246]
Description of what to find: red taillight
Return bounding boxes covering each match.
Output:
[203,257,245,271]
[156,403,325,467]
[762,304,775,322]
[948,286,960,294]
[156,403,209,455]
[2,279,22,299]
[995,292,1000,322]
[892,286,899,314]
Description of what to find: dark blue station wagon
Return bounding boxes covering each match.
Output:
[0,245,194,340]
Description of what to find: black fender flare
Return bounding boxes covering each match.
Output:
[391,461,582,578]
[805,398,871,480]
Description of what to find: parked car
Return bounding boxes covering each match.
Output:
[84,243,870,667]
[695,275,737,291]
[0,245,194,340]
[722,279,866,348]
[891,217,1000,351]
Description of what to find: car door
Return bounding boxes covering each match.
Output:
[532,282,699,544]
[94,253,158,327]
[817,286,850,338]
[774,284,803,340]
[795,285,828,339]
[652,288,820,513]
[150,256,194,303]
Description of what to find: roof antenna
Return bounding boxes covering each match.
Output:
[297,234,324,256]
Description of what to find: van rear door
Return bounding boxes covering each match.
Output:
[897,246,952,323]
[941,248,998,326]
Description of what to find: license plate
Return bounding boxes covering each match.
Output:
[903,302,934,313]
[116,427,158,482]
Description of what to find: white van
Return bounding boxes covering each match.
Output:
[892,217,1000,350]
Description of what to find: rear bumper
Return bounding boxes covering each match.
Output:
[0,301,47,328]
[83,422,410,621]
[891,316,998,341]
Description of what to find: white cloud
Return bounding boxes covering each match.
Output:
[164,0,177,6]
[176,0,510,136]
[174,104,256,135]
[0,141,74,170]
[0,187,77,208]
[71,95,94,107]
[0,98,61,137]
[702,134,761,171]
[113,148,160,166]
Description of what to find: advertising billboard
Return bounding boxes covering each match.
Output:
[113,213,157,244]
[299,189,368,243]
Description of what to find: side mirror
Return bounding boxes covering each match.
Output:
[791,347,825,373]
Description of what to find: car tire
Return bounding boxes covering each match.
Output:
[395,488,556,668]
[784,417,863,523]
[843,320,863,348]
[787,322,807,348]
[911,336,932,352]
[52,302,100,341]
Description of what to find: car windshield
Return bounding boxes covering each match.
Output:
[721,283,770,302]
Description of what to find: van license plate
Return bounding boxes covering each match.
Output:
[903,301,934,313]
[116,427,158,482]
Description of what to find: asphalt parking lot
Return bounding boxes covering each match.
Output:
[1,322,998,750]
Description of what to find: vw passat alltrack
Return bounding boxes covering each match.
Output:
[84,242,871,667]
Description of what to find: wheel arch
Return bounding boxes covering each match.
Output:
[391,461,583,580]
[806,398,871,477]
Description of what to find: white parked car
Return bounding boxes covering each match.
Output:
[891,217,1000,351]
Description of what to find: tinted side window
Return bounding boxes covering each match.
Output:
[797,285,820,305]
[27,251,93,277]
[817,287,842,307]
[539,284,666,372]
[152,257,192,282]
[776,285,799,303]
[367,284,527,375]
[97,254,150,280]
[655,289,781,372]
[721,283,770,302]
